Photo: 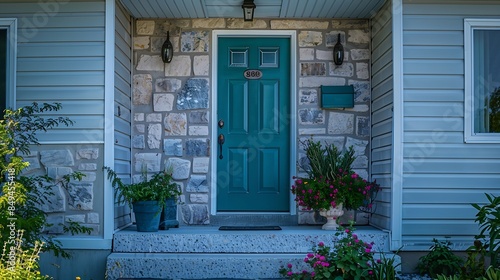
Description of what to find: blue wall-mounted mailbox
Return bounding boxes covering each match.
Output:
[320,85,354,109]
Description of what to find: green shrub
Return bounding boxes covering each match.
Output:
[473,193,500,268]
[416,239,463,278]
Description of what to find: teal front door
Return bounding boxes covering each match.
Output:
[217,37,291,212]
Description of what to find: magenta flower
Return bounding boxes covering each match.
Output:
[318,242,325,247]
[287,263,293,269]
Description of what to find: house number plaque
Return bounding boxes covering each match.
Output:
[243,69,262,80]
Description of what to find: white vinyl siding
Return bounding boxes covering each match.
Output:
[401,1,500,250]
[370,0,393,232]
[0,1,106,143]
[114,0,132,229]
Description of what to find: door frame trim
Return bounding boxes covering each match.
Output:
[210,30,297,215]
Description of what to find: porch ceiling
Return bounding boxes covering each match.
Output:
[119,0,386,19]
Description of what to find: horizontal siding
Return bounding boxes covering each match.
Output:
[370,0,393,231]
[401,2,500,249]
[114,0,132,229]
[0,0,106,143]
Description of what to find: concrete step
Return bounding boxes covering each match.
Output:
[106,225,392,280]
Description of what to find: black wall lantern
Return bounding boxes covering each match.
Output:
[161,31,173,63]
[333,33,344,66]
[242,0,256,21]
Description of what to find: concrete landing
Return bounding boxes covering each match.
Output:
[106,225,391,280]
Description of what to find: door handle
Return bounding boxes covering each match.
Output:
[218,134,225,159]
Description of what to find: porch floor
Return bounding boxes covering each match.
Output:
[106,225,392,280]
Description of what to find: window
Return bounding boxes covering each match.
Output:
[465,19,500,143]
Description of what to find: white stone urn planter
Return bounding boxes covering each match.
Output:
[319,203,344,230]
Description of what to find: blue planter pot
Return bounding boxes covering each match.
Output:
[132,201,162,232]
[160,197,179,230]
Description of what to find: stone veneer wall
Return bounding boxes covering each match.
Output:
[27,145,103,236]
[132,18,371,225]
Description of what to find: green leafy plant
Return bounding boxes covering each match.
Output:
[292,139,379,211]
[460,239,488,279]
[0,230,51,279]
[372,252,400,280]
[103,166,181,209]
[416,239,463,278]
[472,193,500,268]
[280,223,394,280]
[0,103,92,258]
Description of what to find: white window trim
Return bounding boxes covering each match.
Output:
[464,18,500,143]
[0,18,16,110]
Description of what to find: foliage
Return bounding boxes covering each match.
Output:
[372,252,401,280]
[0,230,51,280]
[293,139,379,211]
[103,166,181,209]
[472,193,500,268]
[416,239,463,278]
[460,239,488,279]
[436,266,500,280]
[300,138,355,182]
[279,223,398,280]
[0,102,92,259]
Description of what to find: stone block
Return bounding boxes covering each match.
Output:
[165,158,191,180]
[300,62,326,76]
[65,214,86,223]
[135,153,162,172]
[164,113,187,136]
[44,215,64,234]
[136,20,155,35]
[137,55,164,71]
[148,124,162,149]
[185,139,209,156]
[326,32,345,47]
[67,183,93,210]
[153,93,174,112]
[189,111,209,124]
[181,31,209,52]
[192,18,225,29]
[271,20,328,30]
[40,150,74,167]
[332,19,369,29]
[146,113,162,122]
[133,74,152,105]
[194,55,209,76]
[77,148,99,160]
[164,139,183,156]
[134,113,145,121]
[23,156,41,173]
[351,49,370,60]
[177,78,209,110]
[190,194,209,203]
[350,81,370,102]
[133,36,150,50]
[356,62,369,79]
[38,185,66,213]
[165,55,191,76]
[226,19,267,29]
[135,124,145,133]
[298,31,322,47]
[357,116,370,137]
[299,77,345,88]
[299,89,317,105]
[132,135,145,149]
[186,175,209,193]
[328,112,354,135]
[151,36,179,53]
[298,109,324,124]
[181,204,209,225]
[189,126,208,136]
[345,137,369,157]
[47,167,73,179]
[330,63,354,77]
[299,48,314,60]
[348,29,370,44]
[80,172,97,182]
[192,157,209,173]
[298,128,326,135]
[87,212,99,224]
[155,78,182,93]
[78,163,97,171]
[316,49,333,60]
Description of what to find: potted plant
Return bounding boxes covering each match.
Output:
[103,167,181,232]
[292,139,379,230]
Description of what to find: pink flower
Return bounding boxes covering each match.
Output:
[377,259,382,264]
[369,270,373,275]
[365,248,371,253]
[321,262,330,267]
[318,242,325,247]
[304,257,309,262]
[287,271,293,277]
[307,253,314,258]
[345,229,350,233]
[287,263,293,269]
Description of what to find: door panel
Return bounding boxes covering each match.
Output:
[217,37,290,212]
